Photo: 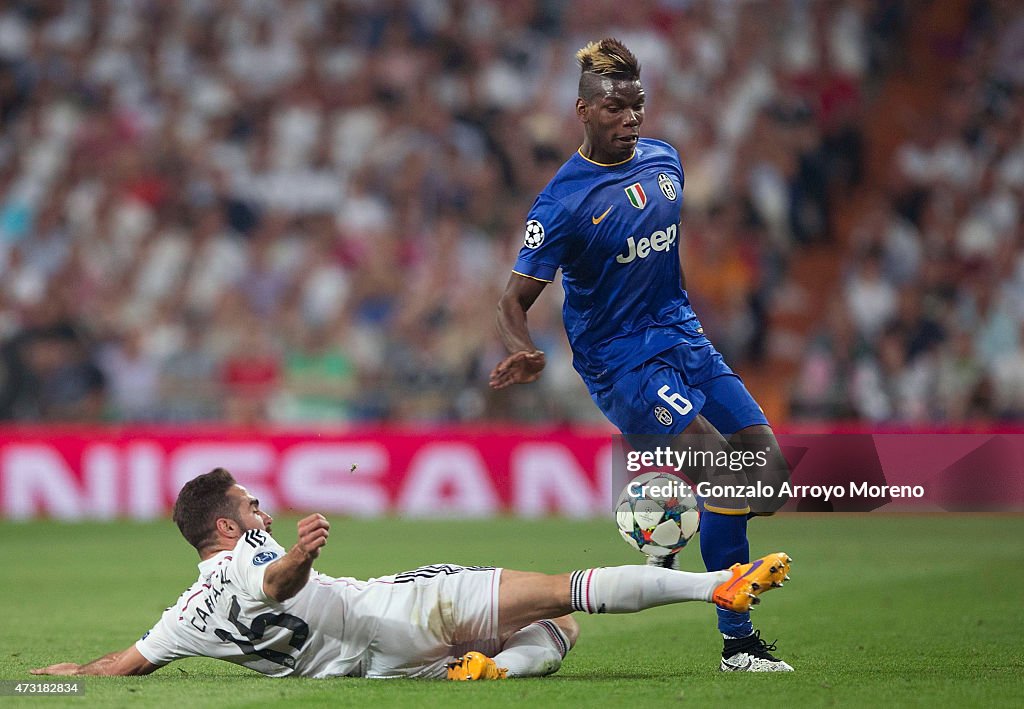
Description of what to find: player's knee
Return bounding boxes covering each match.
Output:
[761,440,791,481]
[553,614,580,648]
[763,444,791,501]
[750,452,790,514]
[730,425,791,514]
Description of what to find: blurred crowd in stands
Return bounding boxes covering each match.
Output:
[0,0,1014,427]
[791,0,1024,423]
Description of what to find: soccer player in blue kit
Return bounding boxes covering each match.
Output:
[490,38,793,672]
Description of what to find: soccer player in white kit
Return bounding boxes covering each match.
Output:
[32,469,791,680]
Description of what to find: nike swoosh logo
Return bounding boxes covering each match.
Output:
[591,206,613,224]
[723,656,753,671]
[724,559,763,591]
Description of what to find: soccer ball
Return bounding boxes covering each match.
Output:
[615,472,700,556]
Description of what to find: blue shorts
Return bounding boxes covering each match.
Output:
[591,338,768,437]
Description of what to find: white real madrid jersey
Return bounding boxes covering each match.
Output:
[135,530,385,678]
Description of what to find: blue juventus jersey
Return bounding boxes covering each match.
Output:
[513,138,698,391]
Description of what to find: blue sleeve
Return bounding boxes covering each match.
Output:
[670,143,686,192]
[512,194,576,283]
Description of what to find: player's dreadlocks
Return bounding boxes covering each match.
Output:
[577,38,641,100]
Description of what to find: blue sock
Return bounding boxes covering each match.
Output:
[697,498,754,638]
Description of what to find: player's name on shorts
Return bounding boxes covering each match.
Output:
[628,480,926,502]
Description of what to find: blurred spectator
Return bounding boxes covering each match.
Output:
[0,0,969,426]
[793,0,1024,425]
[791,301,861,420]
[221,319,281,426]
[97,327,160,421]
[159,315,221,422]
[888,288,945,362]
[25,325,106,422]
[844,248,897,338]
[274,321,354,423]
[850,324,934,422]
[933,327,986,421]
[990,321,1024,419]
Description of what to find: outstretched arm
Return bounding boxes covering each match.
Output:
[262,513,330,602]
[490,273,549,389]
[32,645,159,676]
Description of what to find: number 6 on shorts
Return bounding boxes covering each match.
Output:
[657,385,693,416]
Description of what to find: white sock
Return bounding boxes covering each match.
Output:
[570,566,732,614]
[492,620,570,677]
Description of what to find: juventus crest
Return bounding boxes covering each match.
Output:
[657,173,677,201]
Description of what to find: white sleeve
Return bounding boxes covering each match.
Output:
[228,529,289,603]
[135,604,189,666]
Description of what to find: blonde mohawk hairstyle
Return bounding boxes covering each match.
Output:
[576,38,640,80]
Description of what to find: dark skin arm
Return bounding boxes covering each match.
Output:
[490,273,549,389]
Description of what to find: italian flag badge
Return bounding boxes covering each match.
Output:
[625,182,647,209]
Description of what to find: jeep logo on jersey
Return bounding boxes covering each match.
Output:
[654,406,673,426]
[524,220,545,248]
[615,223,677,264]
[253,551,279,566]
[658,173,677,201]
[624,182,647,209]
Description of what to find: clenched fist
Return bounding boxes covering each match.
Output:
[296,513,330,560]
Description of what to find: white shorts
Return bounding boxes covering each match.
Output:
[362,564,504,678]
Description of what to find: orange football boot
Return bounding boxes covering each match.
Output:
[712,552,792,613]
[446,651,508,681]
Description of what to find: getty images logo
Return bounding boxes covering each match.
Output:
[615,223,677,264]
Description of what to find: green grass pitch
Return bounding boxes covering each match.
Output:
[2,514,1022,708]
